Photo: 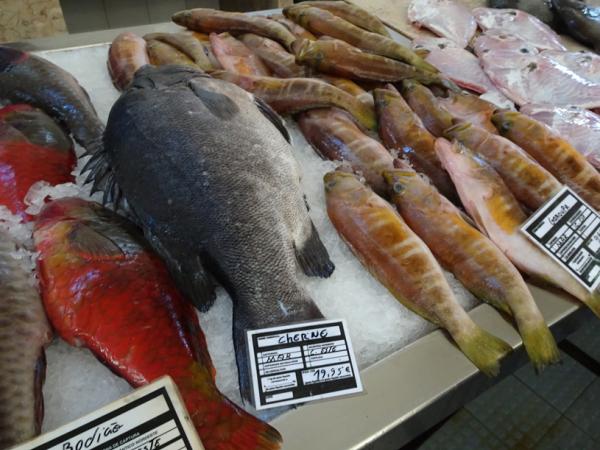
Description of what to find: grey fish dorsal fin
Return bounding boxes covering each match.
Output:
[188,82,240,120]
[254,96,291,144]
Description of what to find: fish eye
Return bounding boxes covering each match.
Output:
[393,182,404,194]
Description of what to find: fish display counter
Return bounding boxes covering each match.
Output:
[1,3,598,450]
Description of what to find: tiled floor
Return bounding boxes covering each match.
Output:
[412,318,600,450]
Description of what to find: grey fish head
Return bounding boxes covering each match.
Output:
[129,64,209,91]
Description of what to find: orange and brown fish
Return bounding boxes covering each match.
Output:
[298,108,393,195]
[325,171,511,376]
[210,32,271,76]
[401,79,453,137]
[445,122,562,211]
[385,162,559,370]
[108,32,149,91]
[34,197,282,450]
[374,85,458,203]
[493,111,600,212]
[240,33,306,78]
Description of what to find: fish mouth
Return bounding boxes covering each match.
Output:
[383,169,414,194]
[323,170,356,191]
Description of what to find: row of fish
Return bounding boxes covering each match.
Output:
[141,5,600,374]
[407,0,600,112]
[0,47,286,449]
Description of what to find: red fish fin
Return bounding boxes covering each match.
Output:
[181,365,282,450]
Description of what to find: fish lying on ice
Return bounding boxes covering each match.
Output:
[0,47,104,155]
[493,111,600,211]
[293,38,453,89]
[172,8,296,50]
[408,0,477,48]
[108,32,150,91]
[0,229,52,450]
[445,122,562,211]
[87,65,334,401]
[34,198,282,450]
[520,104,600,170]
[300,1,390,36]
[385,162,559,370]
[283,4,438,73]
[473,7,566,50]
[325,170,511,376]
[212,71,377,130]
[436,138,600,317]
[374,85,458,203]
[298,108,394,195]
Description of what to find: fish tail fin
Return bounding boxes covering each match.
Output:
[453,325,512,377]
[582,290,600,319]
[519,320,560,372]
[184,364,282,450]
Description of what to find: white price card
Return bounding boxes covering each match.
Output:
[247,319,363,410]
[521,186,600,292]
[13,377,204,450]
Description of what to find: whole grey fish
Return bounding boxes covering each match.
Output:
[0,47,104,155]
[0,231,52,450]
[90,65,334,400]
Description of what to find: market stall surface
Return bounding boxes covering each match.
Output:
[412,318,600,450]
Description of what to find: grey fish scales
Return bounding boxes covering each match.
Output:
[0,231,51,450]
[97,65,333,401]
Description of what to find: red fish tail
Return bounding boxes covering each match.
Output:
[178,365,282,450]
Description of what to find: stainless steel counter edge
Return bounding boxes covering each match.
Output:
[5,16,594,450]
[273,286,590,450]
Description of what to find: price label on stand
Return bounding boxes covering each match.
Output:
[247,319,363,410]
[521,186,600,292]
[13,377,204,450]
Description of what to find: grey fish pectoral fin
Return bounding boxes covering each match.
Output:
[188,81,240,120]
[254,96,291,144]
[295,222,335,278]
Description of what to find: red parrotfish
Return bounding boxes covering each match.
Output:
[0,105,75,221]
[33,198,282,450]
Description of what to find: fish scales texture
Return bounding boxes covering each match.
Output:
[436,138,600,317]
[212,71,377,131]
[325,171,511,376]
[493,111,600,211]
[100,65,333,401]
[385,164,558,369]
[172,9,296,51]
[283,5,437,73]
[301,1,390,36]
[0,47,104,155]
[445,122,562,211]
[0,230,51,450]
[520,104,600,170]
[373,86,459,203]
[34,198,283,450]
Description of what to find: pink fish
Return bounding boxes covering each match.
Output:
[474,33,600,107]
[473,8,566,51]
[520,104,600,170]
[540,50,600,84]
[408,0,477,48]
[209,32,271,76]
[412,37,497,93]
